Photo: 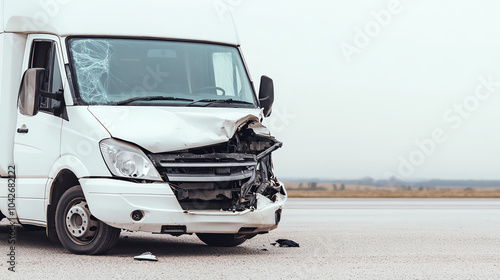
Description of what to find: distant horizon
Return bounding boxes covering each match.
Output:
[281,177,500,181]
[280,177,500,188]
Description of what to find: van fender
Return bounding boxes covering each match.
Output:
[45,155,111,202]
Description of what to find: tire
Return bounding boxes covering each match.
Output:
[55,185,120,255]
[196,233,248,247]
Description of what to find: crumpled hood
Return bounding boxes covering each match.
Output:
[88,106,269,153]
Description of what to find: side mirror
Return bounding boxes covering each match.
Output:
[18,68,45,116]
[258,75,274,117]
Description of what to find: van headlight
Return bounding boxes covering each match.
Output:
[99,138,161,181]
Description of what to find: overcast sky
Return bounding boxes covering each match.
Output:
[227,0,500,180]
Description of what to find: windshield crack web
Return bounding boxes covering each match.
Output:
[71,39,130,104]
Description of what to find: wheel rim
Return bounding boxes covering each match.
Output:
[64,199,100,245]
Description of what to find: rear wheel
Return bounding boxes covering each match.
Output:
[196,233,248,247]
[55,185,120,255]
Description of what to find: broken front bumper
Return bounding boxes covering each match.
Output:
[80,178,286,234]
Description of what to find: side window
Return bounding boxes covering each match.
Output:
[29,40,63,113]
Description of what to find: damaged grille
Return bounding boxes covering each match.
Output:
[147,124,284,212]
[153,153,257,182]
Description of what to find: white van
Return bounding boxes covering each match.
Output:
[0,0,286,255]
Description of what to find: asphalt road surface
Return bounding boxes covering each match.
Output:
[1,198,500,279]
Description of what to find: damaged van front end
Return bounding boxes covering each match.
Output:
[80,112,286,241]
[64,37,287,249]
[149,116,285,213]
[81,108,286,232]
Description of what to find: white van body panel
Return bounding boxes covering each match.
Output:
[14,112,62,177]
[2,0,239,45]
[0,33,25,176]
[16,178,47,225]
[59,106,112,178]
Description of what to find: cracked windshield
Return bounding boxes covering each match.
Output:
[68,38,257,107]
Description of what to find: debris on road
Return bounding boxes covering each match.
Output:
[273,239,300,247]
[134,252,158,261]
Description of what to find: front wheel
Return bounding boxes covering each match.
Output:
[196,233,248,247]
[55,185,120,255]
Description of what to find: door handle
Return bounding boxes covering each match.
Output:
[17,125,29,134]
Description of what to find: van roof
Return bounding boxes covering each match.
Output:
[1,0,240,45]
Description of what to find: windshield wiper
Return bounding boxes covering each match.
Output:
[114,96,194,105]
[188,99,254,107]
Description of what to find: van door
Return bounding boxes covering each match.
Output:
[13,34,64,225]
